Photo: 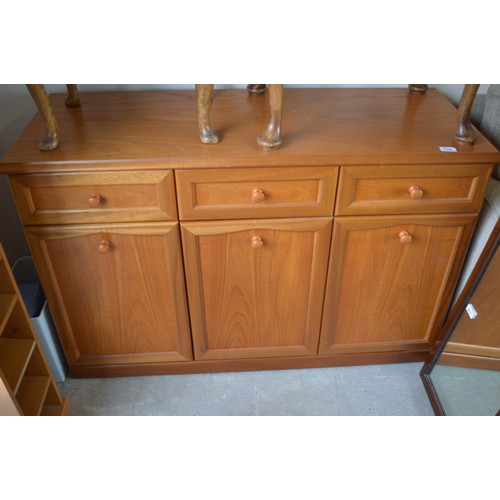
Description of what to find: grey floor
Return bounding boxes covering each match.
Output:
[57,362,434,416]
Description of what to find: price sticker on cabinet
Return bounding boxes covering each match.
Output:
[466,303,478,319]
[439,146,458,152]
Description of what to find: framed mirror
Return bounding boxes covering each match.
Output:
[421,214,500,416]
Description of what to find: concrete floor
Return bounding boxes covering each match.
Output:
[58,362,435,416]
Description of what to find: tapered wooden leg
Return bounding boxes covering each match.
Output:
[455,84,480,145]
[257,84,283,150]
[247,84,267,95]
[65,84,80,107]
[196,84,218,144]
[26,84,59,150]
[409,84,429,94]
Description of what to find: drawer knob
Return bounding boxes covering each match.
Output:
[251,236,264,249]
[252,188,266,203]
[98,240,111,253]
[408,185,423,199]
[399,231,413,245]
[88,193,102,208]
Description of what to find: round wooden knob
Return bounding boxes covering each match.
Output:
[399,231,413,245]
[98,240,111,253]
[88,194,102,208]
[252,188,266,203]
[408,185,423,199]
[251,236,264,249]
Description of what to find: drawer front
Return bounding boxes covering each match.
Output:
[10,170,177,224]
[335,165,493,215]
[176,167,338,220]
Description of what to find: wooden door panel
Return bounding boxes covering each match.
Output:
[445,242,500,359]
[320,214,477,354]
[182,218,332,360]
[26,223,192,366]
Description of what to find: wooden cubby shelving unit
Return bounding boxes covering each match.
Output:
[0,244,70,416]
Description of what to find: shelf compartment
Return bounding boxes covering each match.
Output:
[0,294,17,334]
[16,376,51,416]
[2,301,36,340]
[40,381,65,415]
[41,397,71,416]
[0,337,35,392]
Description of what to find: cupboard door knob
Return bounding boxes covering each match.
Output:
[408,185,423,199]
[88,193,102,208]
[98,240,111,253]
[251,236,264,249]
[252,188,266,203]
[399,231,413,245]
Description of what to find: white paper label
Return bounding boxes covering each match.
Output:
[466,303,478,319]
[440,146,458,152]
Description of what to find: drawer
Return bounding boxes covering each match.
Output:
[176,167,338,220]
[9,170,177,224]
[335,165,493,215]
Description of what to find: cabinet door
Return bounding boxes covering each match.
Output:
[319,214,477,355]
[26,223,192,366]
[445,240,500,362]
[181,218,332,360]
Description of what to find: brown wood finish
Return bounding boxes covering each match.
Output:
[408,84,429,95]
[197,84,284,150]
[181,218,332,360]
[26,84,60,151]
[0,244,69,415]
[319,214,477,355]
[335,165,493,216]
[455,84,481,145]
[24,85,482,154]
[3,89,499,174]
[437,352,500,371]
[175,166,338,220]
[256,84,283,150]
[25,223,192,366]
[444,236,500,360]
[9,169,177,225]
[2,88,499,380]
[247,85,267,95]
[68,349,430,378]
[65,84,80,107]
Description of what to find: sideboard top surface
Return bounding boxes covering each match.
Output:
[2,88,500,174]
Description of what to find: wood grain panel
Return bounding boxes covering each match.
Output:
[68,349,430,378]
[10,170,177,224]
[182,218,332,360]
[2,89,499,174]
[336,165,493,215]
[176,166,338,220]
[319,214,477,354]
[25,223,192,366]
[445,241,500,358]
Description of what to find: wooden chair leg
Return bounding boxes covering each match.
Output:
[455,84,480,145]
[26,84,59,150]
[65,84,80,107]
[409,84,429,94]
[196,84,219,144]
[257,84,283,150]
[247,84,267,95]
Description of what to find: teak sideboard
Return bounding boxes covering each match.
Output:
[1,87,499,378]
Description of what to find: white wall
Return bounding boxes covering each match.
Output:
[0,84,490,263]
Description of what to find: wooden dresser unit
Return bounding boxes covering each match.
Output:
[1,87,499,378]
